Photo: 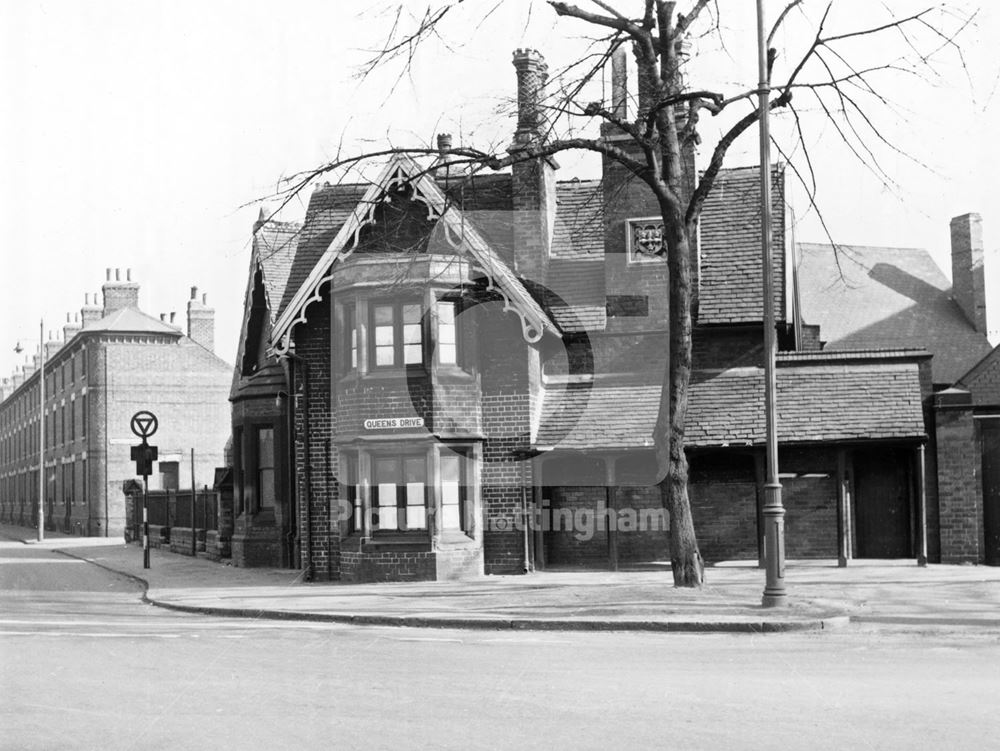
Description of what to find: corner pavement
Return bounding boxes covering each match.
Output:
[3,524,999,632]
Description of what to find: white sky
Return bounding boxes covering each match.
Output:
[2,0,998,380]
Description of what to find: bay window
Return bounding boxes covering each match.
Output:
[373,455,426,531]
[256,427,276,510]
[371,301,423,368]
[439,448,471,532]
[437,300,459,366]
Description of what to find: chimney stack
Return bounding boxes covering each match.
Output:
[44,330,62,360]
[63,311,82,343]
[187,286,216,352]
[611,46,628,119]
[950,213,988,334]
[511,49,548,148]
[81,292,102,327]
[509,49,557,284]
[102,267,140,316]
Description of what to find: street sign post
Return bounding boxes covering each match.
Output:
[130,410,158,570]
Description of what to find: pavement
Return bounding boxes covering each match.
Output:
[3,522,1000,633]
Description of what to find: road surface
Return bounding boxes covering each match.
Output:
[1,541,998,750]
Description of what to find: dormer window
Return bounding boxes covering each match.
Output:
[626,217,665,264]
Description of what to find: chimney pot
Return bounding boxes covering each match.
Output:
[437,133,453,154]
[115,268,120,281]
[126,268,132,282]
[66,313,71,323]
[106,268,112,281]
[191,286,198,301]
[160,313,166,321]
[170,312,176,323]
[202,293,208,305]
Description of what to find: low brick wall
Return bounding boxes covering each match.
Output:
[169,527,207,556]
[204,530,230,561]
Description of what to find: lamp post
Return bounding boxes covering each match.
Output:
[757,0,787,607]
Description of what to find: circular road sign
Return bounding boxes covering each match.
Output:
[130,411,159,439]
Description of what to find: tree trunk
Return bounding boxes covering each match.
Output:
[654,210,704,587]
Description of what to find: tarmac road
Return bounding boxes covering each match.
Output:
[1,541,998,750]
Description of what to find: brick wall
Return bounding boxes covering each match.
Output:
[690,479,758,563]
[292,285,339,580]
[480,313,532,574]
[936,405,983,562]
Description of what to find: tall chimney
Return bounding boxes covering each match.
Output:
[950,213,988,334]
[509,49,557,285]
[102,268,140,316]
[611,46,628,119]
[187,287,215,352]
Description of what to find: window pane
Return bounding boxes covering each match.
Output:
[403,344,422,364]
[374,305,394,325]
[376,346,395,366]
[405,481,426,529]
[374,326,394,346]
[403,323,422,344]
[258,428,274,469]
[438,344,457,365]
[259,469,276,508]
[404,457,425,483]
[402,304,421,324]
[441,454,461,530]
[376,483,398,530]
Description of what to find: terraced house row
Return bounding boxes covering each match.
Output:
[223,49,999,580]
[0,271,231,536]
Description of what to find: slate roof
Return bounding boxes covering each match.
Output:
[797,242,993,384]
[698,165,786,325]
[536,354,927,450]
[80,307,183,336]
[271,156,557,347]
[275,184,367,320]
[263,160,790,341]
[254,219,302,325]
[956,343,1000,406]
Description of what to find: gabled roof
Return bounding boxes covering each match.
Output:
[956,343,1000,406]
[536,352,927,451]
[80,307,183,336]
[270,154,557,354]
[797,242,993,383]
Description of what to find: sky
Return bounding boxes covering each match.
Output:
[1,0,998,381]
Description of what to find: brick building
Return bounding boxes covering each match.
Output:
[228,48,941,580]
[798,214,997,564]
[0,270,232,537]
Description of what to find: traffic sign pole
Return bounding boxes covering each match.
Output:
[142,473,150,569]
[130,410,159,571]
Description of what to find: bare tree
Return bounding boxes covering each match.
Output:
[267,1,974,587]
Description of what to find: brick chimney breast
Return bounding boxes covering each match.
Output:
[950,213,988,334]
[509,49,556,285]
[187,287,215,352]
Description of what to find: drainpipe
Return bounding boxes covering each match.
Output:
[284,351,312,581]
[518,454,532,573]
